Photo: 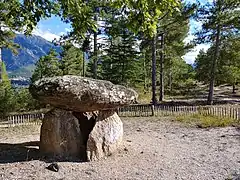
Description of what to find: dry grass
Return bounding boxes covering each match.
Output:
[0,125,41,138]
[175,114,239,128]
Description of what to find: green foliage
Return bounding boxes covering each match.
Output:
[0,62,43,115]
[31,49,62,83]
[60,44,84,76]
[1,61,10,82]
[194,0,240,103]
[14,88,43,112]
[138,2,195,95]
[195,36,240,87]
[31,44,86,83]
[195,0,240,44]
[85,9,143,88]
[101,36,141,87]
[0,62,15,116]
[86,55,103,79]
[57,0,181,38]
[165,58,196,95]
[218,36,240,86]
[0,0,23,51]
[221,66,240,85]
[194,49,212,83]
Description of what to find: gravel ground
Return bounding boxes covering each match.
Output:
[0,117,239,180]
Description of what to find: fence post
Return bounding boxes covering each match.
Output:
[237,107,240,121]
[7,116,11,127]
[151,105,155,116]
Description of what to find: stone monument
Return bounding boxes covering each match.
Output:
[30,75,138,161]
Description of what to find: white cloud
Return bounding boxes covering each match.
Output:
[182,18,209,64]
[64,28,71,32]
[32,28,60,42]
[58,32,65,36]
[184,33,195,44]
[183,44,210,64]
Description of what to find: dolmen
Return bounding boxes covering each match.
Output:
[30,75,138,161]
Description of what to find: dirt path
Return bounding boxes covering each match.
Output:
[0,117,239,180]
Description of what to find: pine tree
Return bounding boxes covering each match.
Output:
[219,36,240,93]
[100,14,141,87]
[101,36,141,87]
[139,2,195,100]
[60,44,84,76]
[195,48,214,84]
[156,2,196,101]
[195,35,240,93]
[195,0,240,104]
[0,61,15,116]
[31,49,62,83]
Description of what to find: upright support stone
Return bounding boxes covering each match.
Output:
[87,110,123,161]
[40,109,86,160]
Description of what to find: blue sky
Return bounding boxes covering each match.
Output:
[33,0,212,64]
[32,16,71,40]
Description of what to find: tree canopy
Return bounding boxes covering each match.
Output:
[1,0,240,113]
[194,0,240,104]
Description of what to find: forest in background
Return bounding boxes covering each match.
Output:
[0,0,239,116]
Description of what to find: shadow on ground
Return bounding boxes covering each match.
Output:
[0,141,40,163]
[0,141,86,164]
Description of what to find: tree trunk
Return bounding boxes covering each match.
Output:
[0,48,2,81]
[232,83,236,94]
[151,36,157,105]
[168,66,172,94]
[143,52,147,92]
[93,15,98,79]
[0,23,2,81]
[159,33,164,102]
[82,52,85,77]
[207,25,221,105]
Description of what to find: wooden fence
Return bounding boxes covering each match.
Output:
[0,104,239,127]
[118,104,240,120]
[0,113,44,127]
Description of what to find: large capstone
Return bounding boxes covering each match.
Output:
[29,75,138,112]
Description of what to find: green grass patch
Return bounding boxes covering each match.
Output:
[175,114,239,128]
[138,92,152,104]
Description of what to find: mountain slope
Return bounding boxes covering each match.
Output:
[2,34,61,77]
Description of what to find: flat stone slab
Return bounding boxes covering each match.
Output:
[30,75,138,112]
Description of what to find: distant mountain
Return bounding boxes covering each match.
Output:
[2,34,61,78]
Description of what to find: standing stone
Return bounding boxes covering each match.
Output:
[40,109,85,160]
[87,110,123,161]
